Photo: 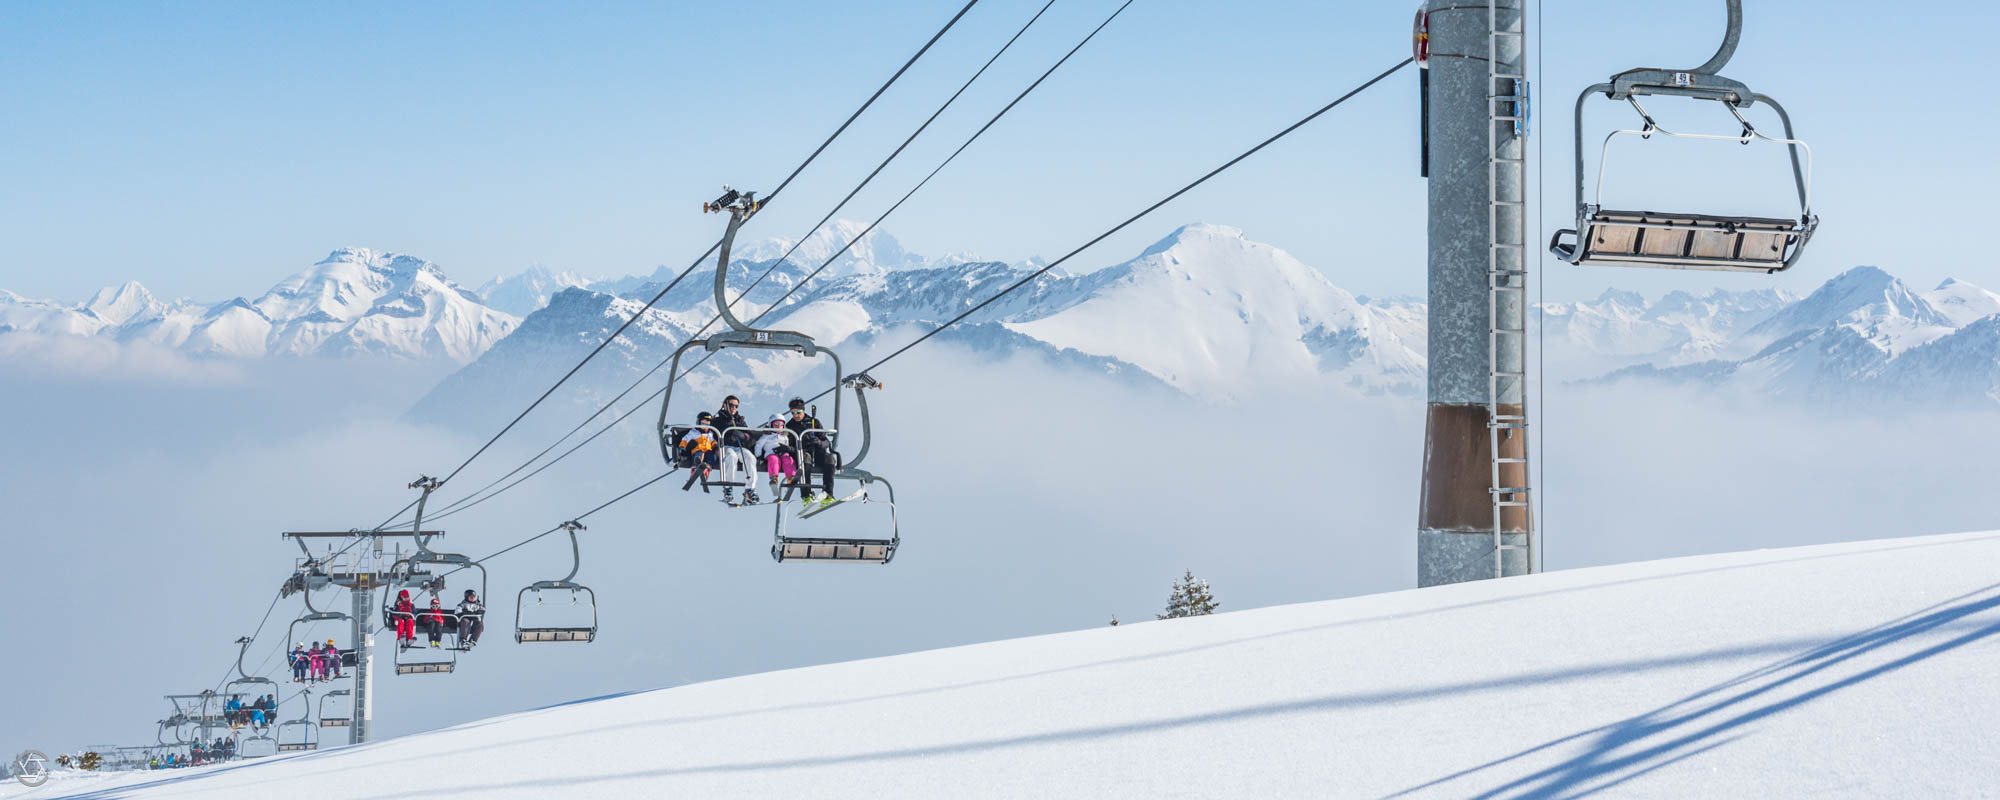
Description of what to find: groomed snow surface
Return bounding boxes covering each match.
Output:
[16,531,2000,799]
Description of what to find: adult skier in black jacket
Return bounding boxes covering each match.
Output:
[712,395,755,505]
[456,589,486,648]
[784,397,837,509]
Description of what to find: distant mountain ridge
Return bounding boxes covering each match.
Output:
[1,248,517,363]
[10,226,2000,412]
[1593,266,2000,405]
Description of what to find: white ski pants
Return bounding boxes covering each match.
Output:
[720,446,755,488]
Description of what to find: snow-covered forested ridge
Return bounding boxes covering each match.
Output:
[10,223,2000,407]
[19,530,2000,799]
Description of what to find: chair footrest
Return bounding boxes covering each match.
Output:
[516,628,596,643]
[774,537,897,564]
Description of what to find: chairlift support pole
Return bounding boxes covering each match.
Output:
[282,526,439,745]
[1418,0,1534,585]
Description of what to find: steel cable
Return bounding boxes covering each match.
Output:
[808,57,1417,401]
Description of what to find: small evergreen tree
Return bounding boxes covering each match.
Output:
[79,751,101,771]
[1156,569,1219,619]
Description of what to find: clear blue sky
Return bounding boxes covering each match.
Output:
[2,1,1994,303]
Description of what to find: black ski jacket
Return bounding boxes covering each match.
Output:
[713,408,751,448]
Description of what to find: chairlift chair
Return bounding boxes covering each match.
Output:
[657,189,900,563]
[225,637,280,757]
[286,586,352,681]
[773,373,900,563]
[318,688,352,728]
[1548,0,1817,274]
[381,477,487,674]
[515,521,598,643]
[276,690,319,752]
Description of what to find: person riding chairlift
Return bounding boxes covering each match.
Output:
[455,589,485,649]
[392,590,418,650]
[325,638,342,678]
[309,642,326,682]
[291,642,310,682]
[713,395,757,506]
[420,597,451,648]
[784,398,838,510]
[679,412,721,492]
[753,417,796,504]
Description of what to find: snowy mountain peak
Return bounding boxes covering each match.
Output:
[0,249,518,364]
[82,280,162,326]
[478,264,595,317]
[1747,265,1954,344]
[740,219,923,277]
[1922,277,2000,328]
[1002,222,1419,399]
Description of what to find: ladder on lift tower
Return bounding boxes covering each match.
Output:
[1486,0,1534,579]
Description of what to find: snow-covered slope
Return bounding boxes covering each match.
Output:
[24,530,2000,799]
[0,249,518,364]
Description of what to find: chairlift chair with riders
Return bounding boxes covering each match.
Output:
[381,477,487,675]
[775,373,900,563]
[276,689,319,752]
[515,521,598,643]
[285,577,352,680]
[226,637,279,758]
[1548,0,1817,274]
[656,187,901,564]
[318,688,352,728]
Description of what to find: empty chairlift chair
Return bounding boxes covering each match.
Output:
[276,691,318,752]
[515,521,599,643]
[1548,0,1817,274]
[318,689,352,728]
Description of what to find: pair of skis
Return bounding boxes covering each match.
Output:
[715,485,864,518]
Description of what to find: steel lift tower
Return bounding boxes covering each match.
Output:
[1418,0,1535,584]
[281,529,439,744]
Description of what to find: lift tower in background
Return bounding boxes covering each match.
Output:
[282,530,438,745]
[1418,0,1535,584]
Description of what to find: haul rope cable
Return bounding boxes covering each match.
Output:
[428,50,1408,576]
[807,56,1417,402]
[154,21,1402,743]
[672,0,1137,387]
[353,0,981,537]
[402,0,1058,525]
[398,0,1124,525]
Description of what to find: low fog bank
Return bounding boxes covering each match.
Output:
[3,346,1994,759]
